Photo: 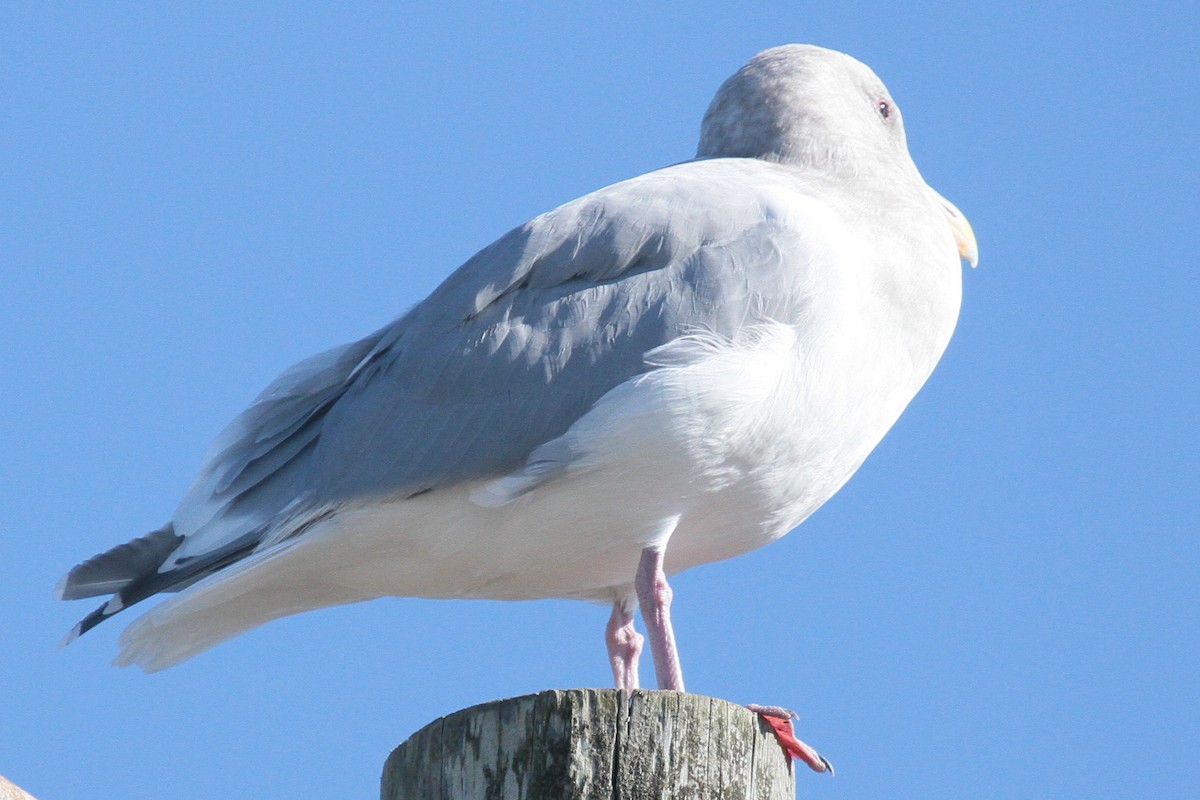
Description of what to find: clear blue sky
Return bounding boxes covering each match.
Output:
[2,4,1196,799]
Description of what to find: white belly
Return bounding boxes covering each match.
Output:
[306,316,942,602]
[116,299,958,672]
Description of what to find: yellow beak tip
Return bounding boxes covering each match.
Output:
[961,243,979,269]
[933,190,979,269]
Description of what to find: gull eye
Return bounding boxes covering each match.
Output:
[877,99,892,120]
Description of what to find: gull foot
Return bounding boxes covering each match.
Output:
[747,703,834,776]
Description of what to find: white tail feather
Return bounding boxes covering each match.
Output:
[113,541,371,672]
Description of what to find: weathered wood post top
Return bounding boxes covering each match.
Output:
[382,688,795,799]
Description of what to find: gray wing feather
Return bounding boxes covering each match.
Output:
[61,157,814,623]
[56,526,183,600]
[177,158,809,550]
[210,335,387,497]
[164,330,391,562]
[308,162,802,501]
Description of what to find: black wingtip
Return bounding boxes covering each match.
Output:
[60,598,118,646]
[60,525,266,647]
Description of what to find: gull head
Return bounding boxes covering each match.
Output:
[697,45,914,169]
[698,44,978,267]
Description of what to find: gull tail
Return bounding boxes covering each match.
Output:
[112,538,371,672]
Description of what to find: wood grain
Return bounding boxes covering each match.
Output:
[381,689,794,799]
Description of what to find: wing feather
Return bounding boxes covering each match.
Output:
[172,158,820,557]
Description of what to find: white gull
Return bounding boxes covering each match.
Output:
[59,45,978,689]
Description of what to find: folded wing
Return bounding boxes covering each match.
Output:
[61,158,826,632]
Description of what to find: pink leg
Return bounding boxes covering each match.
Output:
[606,599,643,690]
[636,547,685,691]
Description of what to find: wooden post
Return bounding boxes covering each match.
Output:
[381,689,795,800]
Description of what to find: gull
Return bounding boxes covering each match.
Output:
[59,45,977,706]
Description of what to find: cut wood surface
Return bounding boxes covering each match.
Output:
[381,689,795,800]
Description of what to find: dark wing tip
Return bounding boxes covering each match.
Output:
[59,598,118,647]
[58,526,182,601]
[62,529,263,641]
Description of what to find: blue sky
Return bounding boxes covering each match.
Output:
[2,3,1196,798]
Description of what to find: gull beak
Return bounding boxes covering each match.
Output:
[932,190,979,268]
